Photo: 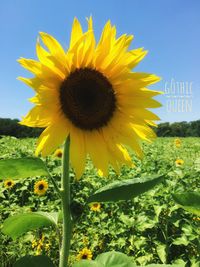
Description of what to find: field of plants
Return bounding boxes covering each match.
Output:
[0,136,200,267]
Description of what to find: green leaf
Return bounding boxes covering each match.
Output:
[2,212,57,240]
[145,265,183,267]
[172,235,189,246]
[14,255,55,267]
[73,261,100,267]
[172,192,200,216]
[88,175,164,203]
[73,252,136,267]
[0,157,49,180]
[156,244,166,263]
[96,251,136,267]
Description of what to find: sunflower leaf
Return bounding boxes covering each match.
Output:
[2,212,57,240]
[87,175,164,203]
[0,157,49,180]
[13,255,55,267]
[96,251,136,267]
[73,261,100,267]
[73,252,136,267]
[172,192,200,216]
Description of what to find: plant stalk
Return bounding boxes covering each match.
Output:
[59,136,72,267]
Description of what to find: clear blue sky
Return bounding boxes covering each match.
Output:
[0,0,199,122]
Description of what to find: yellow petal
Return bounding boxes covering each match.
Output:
[18,57,64,81]
[95,21,115,66]
[70,126,86,179]
[70,17,83,49]
[127,72,161,86]
[118,95,162,108]
[17,76,41,92]
[131,124,156,142]
[125,48,148,69]
[85,130,109,177]
[102,127,133,167]
[36,119,70,157]
[39,32,66,67]
[36,40,68,76]
[80,17,96,67]
[20,105,54,127]
[122,107,160,121]
[109,113,143,158]
[18,58,41,75]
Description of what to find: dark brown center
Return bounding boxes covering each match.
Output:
[7,182,12,186]
[59,68,116,130]
[82,254,88,259]
[39,184,44,190]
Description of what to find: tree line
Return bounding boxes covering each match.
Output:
[0,118,200,138]
[0,118,42,138]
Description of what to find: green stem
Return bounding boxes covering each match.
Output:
[59,136,72,267]
[48,173,61,197]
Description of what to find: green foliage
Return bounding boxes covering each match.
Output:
[14,255,55,267]
[2,212,58,240]
[0,157,49,180]
[0,136,200,267]
[172,192,200,216]
[155,120,200,137]
[88,175,164,203]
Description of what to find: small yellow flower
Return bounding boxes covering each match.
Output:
[34,180,48,196]
[45,242,50,251]
[4,179,15,189]
[54,148,63,158]
[175,159,184,167]
[77,248,93,261]
[90,202,101,212]
[174,138,181,148]
[32,239,37,248]
[193,217,200,221]
[36,244,42,255]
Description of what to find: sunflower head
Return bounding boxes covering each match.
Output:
[90,202,101,212]
[4,179,15,189]
[34,180,48,196]
[175,159,184,167]
[18,17,161,179]
[77,248,93,261]
[54,148,63,158]
[174,138,181,148]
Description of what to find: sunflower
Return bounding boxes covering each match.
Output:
[77,248,93,261]
[175,159,184,167]
[4,179,15,189]
[90,202,101,212]
[18,17,161,178]
[54,148,63,158]
[34,180,48,196]
[174,138,181,148]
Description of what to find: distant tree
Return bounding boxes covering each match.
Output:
[155,120,200,137]
[155,122,171,137]
[0,118,43,138]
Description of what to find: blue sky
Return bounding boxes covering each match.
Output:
[0,0,199,122]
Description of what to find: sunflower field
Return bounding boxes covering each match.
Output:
[0,136,199,267]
